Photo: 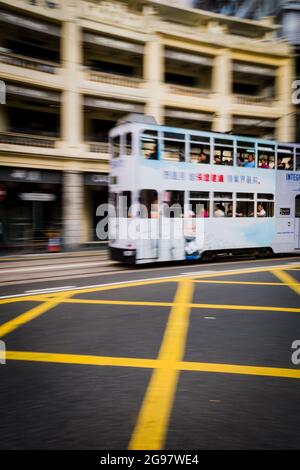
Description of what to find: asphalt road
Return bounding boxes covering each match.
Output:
[0,256,300,449]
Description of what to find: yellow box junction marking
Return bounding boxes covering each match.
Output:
[129,278,194,451]
[271,269,300,297]
[0,291,74,338]
[6,350,300,381]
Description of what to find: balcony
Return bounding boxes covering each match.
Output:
[87,70,144,89]
[0,49,59,75]
[87,141,109,156]
[0,131,57,148]
[233,94,275,106]
[166,83,211,98]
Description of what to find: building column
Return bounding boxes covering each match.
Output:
[212,51,232,133]
[63,171,83,248]
[144,35,164,124]
[61,16,83,150]
[276,59,294,142]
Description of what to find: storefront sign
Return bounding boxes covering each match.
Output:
[0,168,61,184]
[85,173,109,186]
[19,193,56,202]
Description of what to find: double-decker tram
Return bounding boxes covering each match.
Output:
[108,114,300,264]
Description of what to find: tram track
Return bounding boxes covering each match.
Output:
[0,251,299,288]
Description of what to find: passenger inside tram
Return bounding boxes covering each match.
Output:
[277,157,286,169]
[257,203,266,217]
[214,203,226,217]
[226,204,233,217]
[243,154,255,168]
[197,205,209,218]
[148,143,159,160]
[197,149,209,164]
[259,157,269,169]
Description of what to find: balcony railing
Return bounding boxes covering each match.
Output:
[166,84,211,98]
[0,131,57,148]
[88,70,143,88]
[88,141,109,154]
[0,50,59,74]
[20,0,61,9]
[233,94,274,106]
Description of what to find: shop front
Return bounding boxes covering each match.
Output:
[0,167,62,251]
[84,173,109,242]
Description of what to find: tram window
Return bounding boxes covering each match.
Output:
[162,133,185,162]
[141,132,159,160]
[118,191,132,218]
[213,192,232,217]
[214,192,232,200]
[190,135,210,143]
[190,200,210,217]
[236,193,254,200]
[190,143,210,164]
[112,136,120,159]
[257,194,274,217]
[214,146,233,166]
[237,151,256,168]
[277,147,294,170]
[190,191,209,199]
[213,201,233,217]
[257,193,274,200]
[296,151,300,171]
[236,193,254,217]
[125,133,132,156]
[139,189,158,218]
[258,149,275,169]
[189,192,210,217]
[162,190,184,218]
[237,141,256,167]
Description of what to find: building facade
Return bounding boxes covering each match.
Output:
[0,0,295,248]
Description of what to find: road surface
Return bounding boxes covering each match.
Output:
[0,255,300,449]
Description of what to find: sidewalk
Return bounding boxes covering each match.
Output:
[0,247,117,286]
[0,246,108,263]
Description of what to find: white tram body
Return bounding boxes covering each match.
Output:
[108,116,300,264]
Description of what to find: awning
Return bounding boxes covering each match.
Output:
[165,109,213,122]
[0,10,60,36]
[7,85,60,102]
[165,50,213,67]
[84,97,144,113]
[233,63,275,76]
[84,33,143,54]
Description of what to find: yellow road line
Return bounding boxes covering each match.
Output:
[6,350,300,380]
[2,297,298,315]
[271,270,300,297]
[6,350,158,369]
[194,280,300,286]
[129,278,194,451]
[0,291,73,338]
[61,298,173,308]
[179,361,300,379]
[190,303,300,313]
[57,298,300,313]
